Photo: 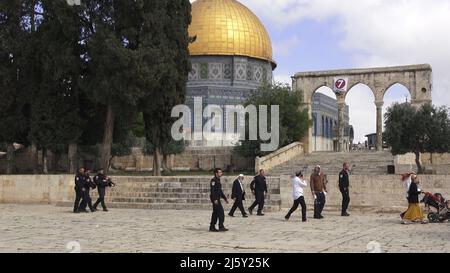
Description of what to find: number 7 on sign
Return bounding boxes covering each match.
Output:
[334,77,349,93]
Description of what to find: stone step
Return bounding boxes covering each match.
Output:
[99,197,280,205]
[267,151,395,176]
[96,192,277,199]
[105,182,280,187]
[65,176,282,212]
[100,189,281,196]
[57,201,280,212]
[91,193,280,203]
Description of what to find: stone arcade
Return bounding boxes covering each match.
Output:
[293,64,433,153]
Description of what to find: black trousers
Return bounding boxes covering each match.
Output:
[249,191,265,214]
[73,187,83,212]
[229,198,246,216]
[285,196,307,221]
[313,192,326,218]
[210,200,225,228]
[79,189,94,211]
[340,187,350,214]
[93,187,107,210]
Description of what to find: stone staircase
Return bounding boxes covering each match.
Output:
[268,151,395,176]
[57,176,281,212]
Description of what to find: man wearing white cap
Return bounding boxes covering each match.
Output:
[228,174,248,218]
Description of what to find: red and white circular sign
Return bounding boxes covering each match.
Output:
[335,79,347,90]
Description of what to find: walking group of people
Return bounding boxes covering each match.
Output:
[209,168,268,232]
[209,163,352,232]
[73,167,115,213]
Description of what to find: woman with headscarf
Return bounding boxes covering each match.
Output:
[401,174,428,224]
[399,172,415,219]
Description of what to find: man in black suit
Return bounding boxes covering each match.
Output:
[249,169,268,216]
[228,174,248,218]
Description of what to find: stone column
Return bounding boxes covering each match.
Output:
[300,102,313,154]
[337,99,345,152]
[68,143,78,174]
[375,101,384,151]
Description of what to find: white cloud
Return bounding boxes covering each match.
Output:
[273,35,302,57]
[273,74,292,86]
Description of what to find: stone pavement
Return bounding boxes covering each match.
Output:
[0,204,449,253]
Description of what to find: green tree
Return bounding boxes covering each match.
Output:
[384,103,450,173]
[28,0,84,173]
[0,0,36,173]
[140,0,191,176]
[234,83,310,158]
[144,139,185,174]
[82,0,175,173]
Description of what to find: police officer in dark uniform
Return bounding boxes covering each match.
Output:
[209,168,229,232]
[339,162,351,217]
[79,169,96,212]
[249,169,268,216]
[93,169,114,212]
[73,167,86,213]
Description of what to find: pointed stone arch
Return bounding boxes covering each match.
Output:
[292,64,433,153]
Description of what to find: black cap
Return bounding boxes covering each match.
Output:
[296,171,303,177]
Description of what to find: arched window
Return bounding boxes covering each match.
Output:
[322,116,325,137]
[313,114,317,136]
[325,117,329,138]
[330,120,333,138]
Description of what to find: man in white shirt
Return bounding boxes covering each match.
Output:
[285,171,308,222]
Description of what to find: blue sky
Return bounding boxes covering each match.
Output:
[191,0,450,142]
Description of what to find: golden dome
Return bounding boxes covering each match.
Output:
[189,0,276,68]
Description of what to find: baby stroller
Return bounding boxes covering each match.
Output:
[420,192,450,223]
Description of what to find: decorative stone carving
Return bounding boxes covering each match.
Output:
[209,63,223,80]
[200,63,208,79]
[235,63,246,80]
[223,63,233,79]
[188,63,199,80]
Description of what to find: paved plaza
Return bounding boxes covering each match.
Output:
[0,204,449,253]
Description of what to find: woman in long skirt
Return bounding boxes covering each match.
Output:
[402,175,427,224]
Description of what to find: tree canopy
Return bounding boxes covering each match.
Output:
[234,83,310,158]
[384,102,450,173]
[0,0,192,174]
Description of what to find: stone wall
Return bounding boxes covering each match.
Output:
[111,147,254,172]
[255,142,304,173]
[395,153,450,174]
[0,175,281,211]
[2,174,449,213]
[0,147,254,174]
[0,175,74,204]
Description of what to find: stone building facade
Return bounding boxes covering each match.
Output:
[186,55,273,147]
[311,93,354,151]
